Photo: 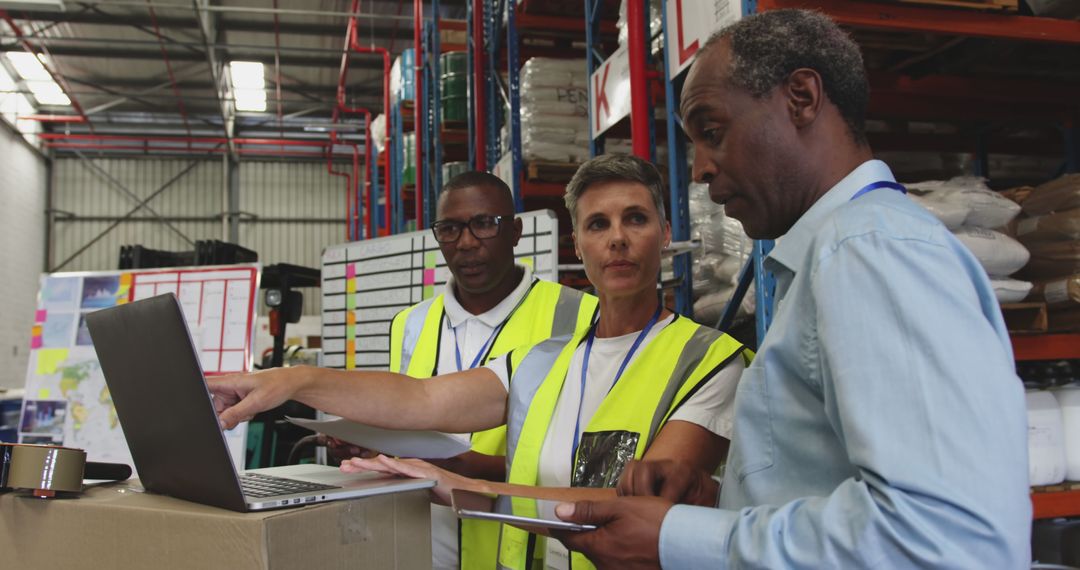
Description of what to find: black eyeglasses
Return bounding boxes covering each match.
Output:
[431,215,513,243]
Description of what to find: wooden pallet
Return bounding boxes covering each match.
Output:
[1001,302,1048,333]
[865,0,1018,11]
[1033,481,1080,493]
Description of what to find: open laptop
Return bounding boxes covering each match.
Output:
[85,293,435,512]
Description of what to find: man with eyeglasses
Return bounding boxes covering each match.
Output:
[390,171,597,570]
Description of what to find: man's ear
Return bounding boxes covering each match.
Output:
[785,68,823,129]
[510,216,523,246]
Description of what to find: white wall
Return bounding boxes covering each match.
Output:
[0,124,46,389]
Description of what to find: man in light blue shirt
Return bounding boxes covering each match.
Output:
[554,9,1030,568]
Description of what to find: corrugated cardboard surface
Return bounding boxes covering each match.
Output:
[1,482,431,569]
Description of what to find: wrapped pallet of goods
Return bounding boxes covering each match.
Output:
[371,113,387,154]
[440,52,468,125]
[906,177,1030,303]
[390,49,415,103]
[520,57,590,164]
[687,183,754,326]
[517,58,667,170]
[1011,174,1080,331]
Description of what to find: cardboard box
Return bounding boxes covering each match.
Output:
[1012,208,1080,244]
[0,481,432,570]
[1020,241,1080,281]
[1023,174,1080,216]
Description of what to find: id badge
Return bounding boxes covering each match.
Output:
[544,537,570,570]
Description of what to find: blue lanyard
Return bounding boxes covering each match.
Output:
[452,320,505,372]
[570,304,663,462]
[850,180,906,201]
[447,279,536,372]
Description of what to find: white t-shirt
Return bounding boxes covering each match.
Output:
[484,315,742,569]
[485,315,742,488]
[430,265,534,570]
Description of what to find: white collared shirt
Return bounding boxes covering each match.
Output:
[437,264,535,374]
[432,264,534,570]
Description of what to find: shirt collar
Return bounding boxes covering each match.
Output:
[766,159,896,273]
[443,264,535,328]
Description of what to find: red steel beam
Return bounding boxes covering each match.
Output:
[39,133,331,147]
[626,0,651,159]
[757,0,1080,45]
[43,142,339,158]
[19,114,86,123]
[146,2,191,141]
[344,0,392,237]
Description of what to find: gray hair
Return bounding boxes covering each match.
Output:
[702,9,869,145]
[564,154,667,228]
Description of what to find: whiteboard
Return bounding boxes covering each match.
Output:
[19,263,260,469]
[322,210,560,370]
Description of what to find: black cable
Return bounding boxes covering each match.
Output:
[286,434,323,465]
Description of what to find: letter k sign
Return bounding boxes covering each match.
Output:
[594,62,611,132]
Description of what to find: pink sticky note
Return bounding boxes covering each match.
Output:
[423,269,435,285]
[346,264,356,279]
[35,309,47,323]
[31,336,42,349]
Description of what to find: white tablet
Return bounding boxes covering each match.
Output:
[450,489,597,532]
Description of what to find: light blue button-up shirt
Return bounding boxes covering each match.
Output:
[659,160,1031,568]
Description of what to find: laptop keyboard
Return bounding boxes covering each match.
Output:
[239,472,340,498]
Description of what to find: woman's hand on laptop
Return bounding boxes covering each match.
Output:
[341,454,481,506]
[208,367,304,430]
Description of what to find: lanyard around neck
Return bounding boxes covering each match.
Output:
[447,279,535,372]
[849,180,906,201]
[570,304,663,463]
[452,320,504,372]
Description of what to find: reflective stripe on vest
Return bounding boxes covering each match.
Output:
[387,279,598,570]
[497,316,747,570]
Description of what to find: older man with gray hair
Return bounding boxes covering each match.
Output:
[553,9,1030,569]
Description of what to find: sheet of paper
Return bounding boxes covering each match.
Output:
[286,416,471,459]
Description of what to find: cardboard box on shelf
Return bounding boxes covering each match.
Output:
[0,482,432,570]
[1020,241,1080,281]
[1023,174,1080,217]
[1012,208,1080,245]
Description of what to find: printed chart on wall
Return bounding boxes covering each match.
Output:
[322,210,559,370]
[19,264,260,471]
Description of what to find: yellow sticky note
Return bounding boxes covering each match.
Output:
[31,325,42,336]
[38,388,51,399]
[36,348,69,375]
[346,279,357,294]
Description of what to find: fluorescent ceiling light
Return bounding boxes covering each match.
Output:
[234,88,266,112]
[229,61,265,89]
[229,61,266,112]
[26,80,70,105]
[7,52,53,81]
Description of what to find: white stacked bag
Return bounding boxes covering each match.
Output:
[519,58,590,163]
[906,177,1030,303]
[688,183,754,325]
[517,57,668,166]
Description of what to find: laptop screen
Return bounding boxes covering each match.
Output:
[86,294,248,511]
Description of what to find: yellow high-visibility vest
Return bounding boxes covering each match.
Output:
[496,315,749,570]
[389,278,598,569]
